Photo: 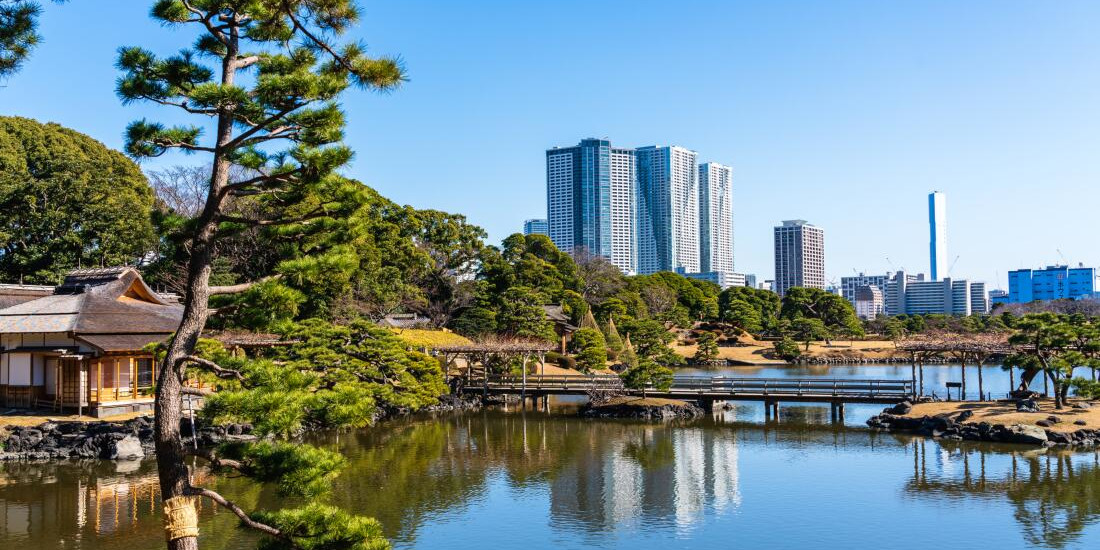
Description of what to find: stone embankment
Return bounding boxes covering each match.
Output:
[581,397,704,420]
[867,400,1100,447]
[0,416,255,461]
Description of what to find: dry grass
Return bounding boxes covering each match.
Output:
[388,328,473,349]
[673,333,901,365]
[1,410,147,428]
[902,399,1100,432]
[594,396,691,408]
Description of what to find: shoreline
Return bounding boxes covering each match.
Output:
[867,399,1100,447]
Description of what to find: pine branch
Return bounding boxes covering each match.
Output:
[187,447,244,471]
[207,275,279,295]
[187,486,292,543]
[180,354,247,384]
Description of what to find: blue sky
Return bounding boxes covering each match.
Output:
[3,1,1099,289]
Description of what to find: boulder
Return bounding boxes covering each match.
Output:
[887,401,913,415]
[955,410,974,422]
[1075,420,1089,426]
[1072,402,1091,410]
[104,435,145,460]
[1004,424,1048,445]
[1046,415,1062,424]
[1036,420,1053,428]
[1016,399,1041,413]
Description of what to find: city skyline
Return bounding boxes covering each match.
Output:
[4,2,1100,287]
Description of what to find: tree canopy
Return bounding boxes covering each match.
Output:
[0,116,156,283]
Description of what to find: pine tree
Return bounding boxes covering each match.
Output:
[115,2,405,549]
[570,327,607,373]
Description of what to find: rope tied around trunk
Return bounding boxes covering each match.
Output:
[163,495,200,541]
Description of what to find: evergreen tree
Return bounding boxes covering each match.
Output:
[693,331,719,363]
[622,358,674,398]
[115,2,405,549]
[570,327,607,373]
[0,116,157,283]
[0,1,63,77]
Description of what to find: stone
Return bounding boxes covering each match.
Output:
[1016,399,1041,413]
[887,401,913,415]
[1036,420,1053,428]
[1075,420,1088,426]
[1004,424,1049,445]
[1072,402,1091,410]
[1048,431,1073,445]
[106,435,145,460]
[1047,415,1062,423]
[956,410,974,422]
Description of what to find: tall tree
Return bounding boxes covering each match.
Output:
[0,1,60,77]
[780,287,862,342]
[116,2,404,549]
[0,116,157,283]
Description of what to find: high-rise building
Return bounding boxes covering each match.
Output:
[745,274,757,290]
[636,146,699,275]
[929,191,947,280]
[854,285,884,320]
[680,270,746,289]
[698,162,734,275]
[840,273,890,305]
[773,220,825,297]
[1007,264,1098,303]
[884,270,925,316]
[546,139,637,274]
[523,218,548,236]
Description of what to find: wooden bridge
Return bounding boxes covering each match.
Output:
[463,374,914,420]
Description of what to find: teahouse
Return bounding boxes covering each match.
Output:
[0,267,183,416]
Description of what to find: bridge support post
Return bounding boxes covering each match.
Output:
[700,398,715,413]
[836,402,845,422]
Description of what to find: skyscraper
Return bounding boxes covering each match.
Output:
[773,220,825,297]
[523,218,548,236]
[636,145,699,274]
[698,162,734,275]
[929,191,947,280]
[546,139,636,274]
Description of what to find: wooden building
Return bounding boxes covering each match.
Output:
[0,267,183,417]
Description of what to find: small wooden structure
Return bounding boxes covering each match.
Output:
[896,332,1014,400]
[435,338,555,404]
[0,268,184,416]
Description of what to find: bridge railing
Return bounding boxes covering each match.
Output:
[475,374,912,399]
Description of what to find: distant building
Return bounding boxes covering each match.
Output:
[989,289,1009,306]
[546,139,637,274]
[636,145,700,275]
[902,278,985,316]
[523,218,548,236]
[681,270,745,289]
[773,220,825,297]
[884,271,925,316]
[854,285,884,320]
[745,274,757,290]
[698,162,734,277]
[763,280,775,292]
[1007,264,1098,303]
[929,191,947,280]
[841,273,889,305]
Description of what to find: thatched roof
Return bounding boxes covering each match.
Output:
[0,268,183,353]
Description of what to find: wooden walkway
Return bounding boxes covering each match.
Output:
[464,374,913,417]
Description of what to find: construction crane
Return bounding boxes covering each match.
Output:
[1057,249,1067,266]
[946,255,961,277]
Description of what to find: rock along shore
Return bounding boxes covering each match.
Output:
[1,393,485,462]
[580,398,704,420]
[867,404,1100,448]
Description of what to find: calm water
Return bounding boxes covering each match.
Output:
[2,365,1100,550]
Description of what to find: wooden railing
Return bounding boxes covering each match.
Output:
[473,375,913,400]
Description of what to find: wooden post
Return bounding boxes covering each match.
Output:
[918,358,925,397]
[960,358,966,401]
[114,359,120,401]
[976,357,985,401]
[521,353,528,404]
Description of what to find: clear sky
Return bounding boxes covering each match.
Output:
[3,1,1099,289]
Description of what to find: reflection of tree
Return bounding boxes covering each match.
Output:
[905,440,1100,549]
[621,428,676,471]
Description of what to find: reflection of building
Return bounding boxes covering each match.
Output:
[0,463,216,545]
[548,425,740,534]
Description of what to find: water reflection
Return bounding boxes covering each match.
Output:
[905,439,1100,548]
[1,413,1099,549]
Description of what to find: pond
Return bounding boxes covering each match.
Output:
[2,399,1099,549]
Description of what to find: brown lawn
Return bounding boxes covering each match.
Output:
[902,399,1100,432]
